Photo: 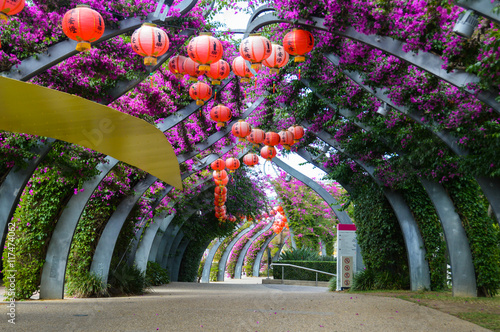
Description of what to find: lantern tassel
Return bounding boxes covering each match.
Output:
[298,66,301,80]
[149,72,154,88]
[214,88,217,101]
[273,82,275,94]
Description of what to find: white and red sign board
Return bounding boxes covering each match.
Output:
[337,224,357,290]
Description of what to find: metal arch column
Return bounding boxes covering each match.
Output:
[200,238,225,283]
[421,179,477,297]
[300,127,431,290]
[252,233,277,277]
[201,224,243,283]
[135,213,175,273]
[39,157,116,299]
[217,224,257,281]
[170,237,191,281]
[155,223,179,266]
[0,139,54,246]
[90,174,157,283]
[127,187,175,265]
[234,222,273,279]
[271,158,352,225]
[299,128,473,294]
[272,235,290,261]
[164,230,184,274]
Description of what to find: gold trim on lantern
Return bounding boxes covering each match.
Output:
[241,78,250,83]
[217,122,225,128]
[143,23,157,27]
[294,55,305,63]
[269,68,279,75]
[189,76,198,82]
[76,41,91,52]
[196,100,204,106]
[144,56,157,66]
[0,12,9,23]
[212,79,221,85]
[200,32,212,36]
[76,4,91,8]
[199,64,210,71]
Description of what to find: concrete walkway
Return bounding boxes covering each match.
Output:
[0,278,488,331]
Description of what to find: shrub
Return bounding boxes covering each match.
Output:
[279,248,321,261]
[145,261,170,286]
[65,271,109,298]
[328,276,337,291]
[351,268,410,291]
[108,264,150,295]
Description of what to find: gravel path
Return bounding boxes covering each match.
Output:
[0,281,489,331]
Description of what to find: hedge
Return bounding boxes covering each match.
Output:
[272,260,336,282]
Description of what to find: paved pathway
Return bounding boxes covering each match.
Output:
[0,278,489,331]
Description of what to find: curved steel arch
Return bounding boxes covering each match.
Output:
[135,212,176,273]
[252,232,277,277]
[217,223,256,281]
[233,222,273,279]
[244,9,500,115]
[317,55,500,225]
[299,79,477,295]
[296,141,430,291]
[38,75,240,299]
[298,126,475,296]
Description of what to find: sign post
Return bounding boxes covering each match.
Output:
[336,224,358,291]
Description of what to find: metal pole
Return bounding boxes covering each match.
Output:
[282,265,284,284]
[316,273,318,286]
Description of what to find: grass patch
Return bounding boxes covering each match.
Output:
[348,289,500,331]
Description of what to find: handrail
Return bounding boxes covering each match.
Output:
[271,263,336,286]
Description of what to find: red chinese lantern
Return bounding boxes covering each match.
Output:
[213,170,228,181]
[183,57,206,81]
[260,146,276,160]
[0,0,24,23]
[225,158,240,172]
[277,206,284,214]
[283,29,314,63]
[215,186,227,195]
[168,55,187,79]
[62,5,104,52]
[215,205,226,213]
[211,158,225,171]
[288,125,305,143]
[264,132,280,146]
[243,153,259,167]
[130,23,169,66]
[206,59,230,85]
[189,82,212,106]
[278,130,294,150]
[210,104,232,127]
[246,128,265,147]
[214,177,229,186]
[263,44,289,74]
[187,32,223,71]
[239,33,272,70]
[231,120,252,141]
[232,56,254,83]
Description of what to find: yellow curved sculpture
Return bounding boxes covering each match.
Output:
[0,76,182,189]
